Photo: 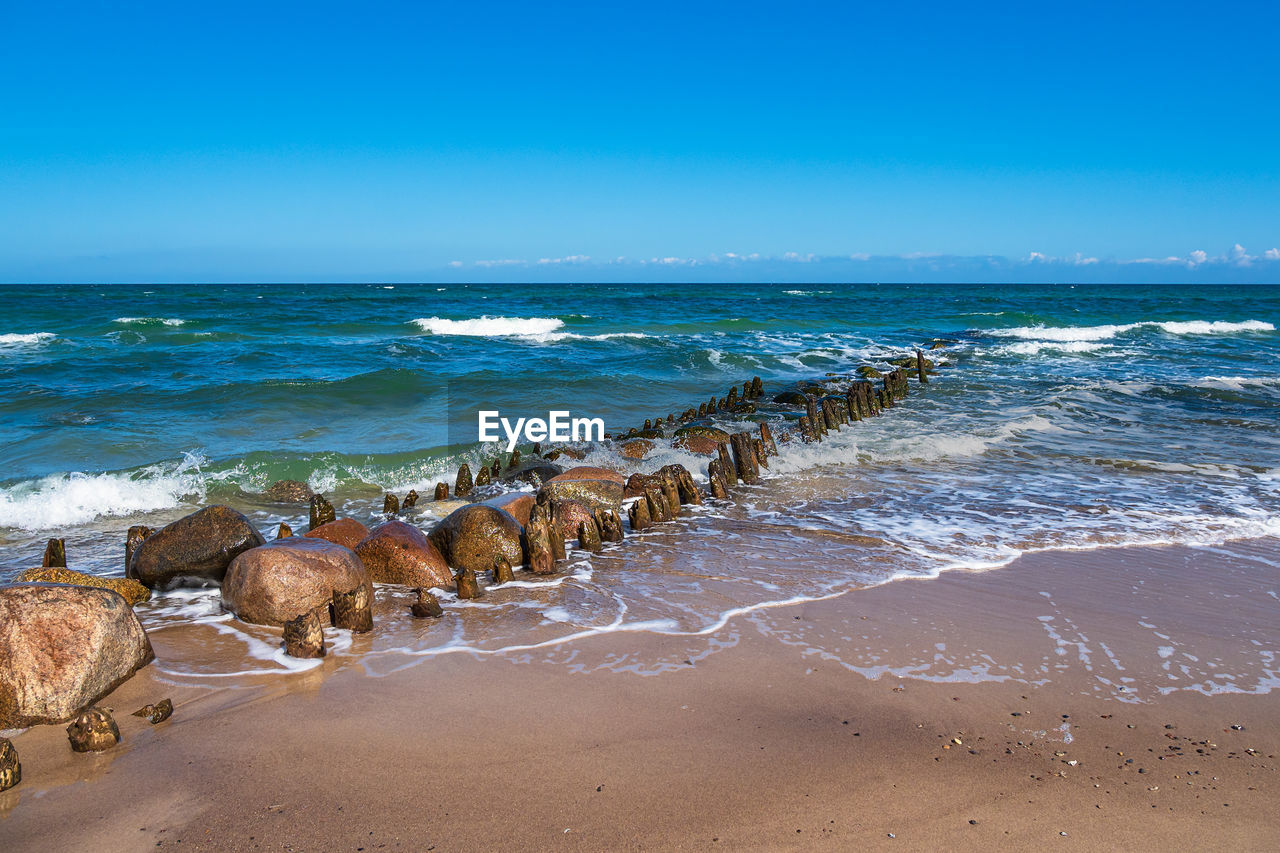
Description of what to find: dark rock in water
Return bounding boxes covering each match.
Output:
[410,588,445,618]
[750,376,764,398]
[455,464,474,498]
[532,442,542,456]
[508,448,521,470]
[753,437,769,469]
[822,398,841,431]
[717,444,738,487]
[0,584,154,728]
[628,496,653,531]
[66,706,120,752]
[857,365,883,379]
[673,424,731,455]
[131,698,174,725]
[595,508,625,543]
[490,459,502,478]
[332,582,374,633]
[698,402,707,416]
[403,489,419,508]
[276,522,293,539]
[623,472,659,499]
[304,517,371,550]
[707,459,729,499]
[658,471,681,515]
[428,505,524,576]
[356,520,453,589]
[546,502,568,561]
[730,433,761,485]
[125,525,153,573]
[759,422,779,456]
[43,538,66,568]
[283,610,326,659]
[523,516,556,575]
[383,493,400,514]
[17,567,151,606]
[455,566,482,600]
[0,737,20,792]
[644,487,669,523]
[916,349,929,383]
[309,494,336,531]
[434,482,450,500]
[474,465,493,487]
[667,465,703,505]
[797,416,815,442]
[539,468,624,512]
[265,480,314,503]
[501,462,564,488]
[222,537,371,627]
[492,555,515,584]
[129,506,266,588]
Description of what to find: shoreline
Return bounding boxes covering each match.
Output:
[4,539,1277,850]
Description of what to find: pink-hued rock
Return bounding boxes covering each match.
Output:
[355,520,453,589]
[221,537,371,627]
[303,518,371,550]
[0,583,154,728]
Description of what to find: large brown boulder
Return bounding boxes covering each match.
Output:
[355,521,453,589]
[673,425,731,455]
[618,438,654,459]
[539,468,624,513]
[128,505,266,589]
[17,568,150,606]
[427,505,524,575]
[481,493,536,527]
[221,538,371,627]
[0,584,154,728]
[304,518,371,550]
[553,499,595,540]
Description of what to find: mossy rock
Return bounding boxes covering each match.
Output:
[17,568,151,606]
[856,365,884,379]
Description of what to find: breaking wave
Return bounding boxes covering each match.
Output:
[990,319,1274,342]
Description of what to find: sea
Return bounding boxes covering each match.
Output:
[2,283,1277,688]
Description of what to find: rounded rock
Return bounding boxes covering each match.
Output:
[128,505,266,589]
[303,517,371,550]
[354,520,453,589]
[427,504,524,575]
[221,537,371,627]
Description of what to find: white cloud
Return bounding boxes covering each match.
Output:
[1265,248,1280,261]
[474,258,527,268]
[447,260,463,268]
[782,252,816,262]
[1028,251,1048,263]
[536,255,590,265]
[1231,243,1255,267]
[1188,250,1208,266]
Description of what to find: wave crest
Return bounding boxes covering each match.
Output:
[990,319,1274,342]
[412,316,564,337]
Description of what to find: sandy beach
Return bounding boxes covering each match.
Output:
[4,539,1276,851]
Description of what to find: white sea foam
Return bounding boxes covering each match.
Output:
[413,315,565,337]
[996,341,1112,356]
[782,290,833,295]
[0,332,57,349]
[990,319,1274,342]
[1195,375,1280,391]
[0,454,207,531]
[114,316,187,326]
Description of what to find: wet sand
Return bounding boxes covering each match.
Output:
[3,541,1278,851]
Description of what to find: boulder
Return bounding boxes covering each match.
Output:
[552,499,595,540]
[0,583,154,728]
[17,567,151,606]
[481,492,536,527]
[303,517,371,550]
[221,537,371,627]
[772,391,808,406]
[673,425,730,455]
[128,505,266,589]
[618,438,654,459]
[539,468,624,513]
[499,461,565,488]
[66,706,120,752]
[264,480,313,503]
[428,505,524,575]
[354,521,453,589]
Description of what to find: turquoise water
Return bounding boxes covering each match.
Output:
[1,282,1278,679]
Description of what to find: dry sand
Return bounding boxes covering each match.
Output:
[3,541,1278,851]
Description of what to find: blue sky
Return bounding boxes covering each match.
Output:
[2,0,1277,283]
